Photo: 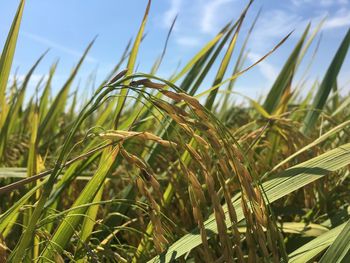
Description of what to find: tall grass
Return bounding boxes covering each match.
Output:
[1,0,350,262]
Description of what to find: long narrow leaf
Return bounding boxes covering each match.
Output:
[0,0,25,128]
[302,28,350,134]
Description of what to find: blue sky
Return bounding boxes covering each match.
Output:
[0,0,349,101]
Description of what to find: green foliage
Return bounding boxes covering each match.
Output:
[302,28,350,135]
[0,0,25,128]
[1,1,350,262]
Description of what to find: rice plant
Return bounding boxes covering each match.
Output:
[1,0,350,262]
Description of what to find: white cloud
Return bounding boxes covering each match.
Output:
[22,31,97,63]
[323,8,350,29]
[163,0,182,28]
[9,73,47,82]
[8,73,49,91]
[249,4,349,52]
[258,10,302,38]
[292,0,349,6]
[320,0,349,6]
[320,0,335,6]
[160,0,348,70]
[249,9,304,52]
[201,0,234,33]
[291,0,313,6]
[248,52,278,84]
[176,36,201,47]
[159,0,240,49]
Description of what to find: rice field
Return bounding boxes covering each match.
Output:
[1,0,350,262]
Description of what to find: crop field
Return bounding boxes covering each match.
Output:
[0,0,350,262]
